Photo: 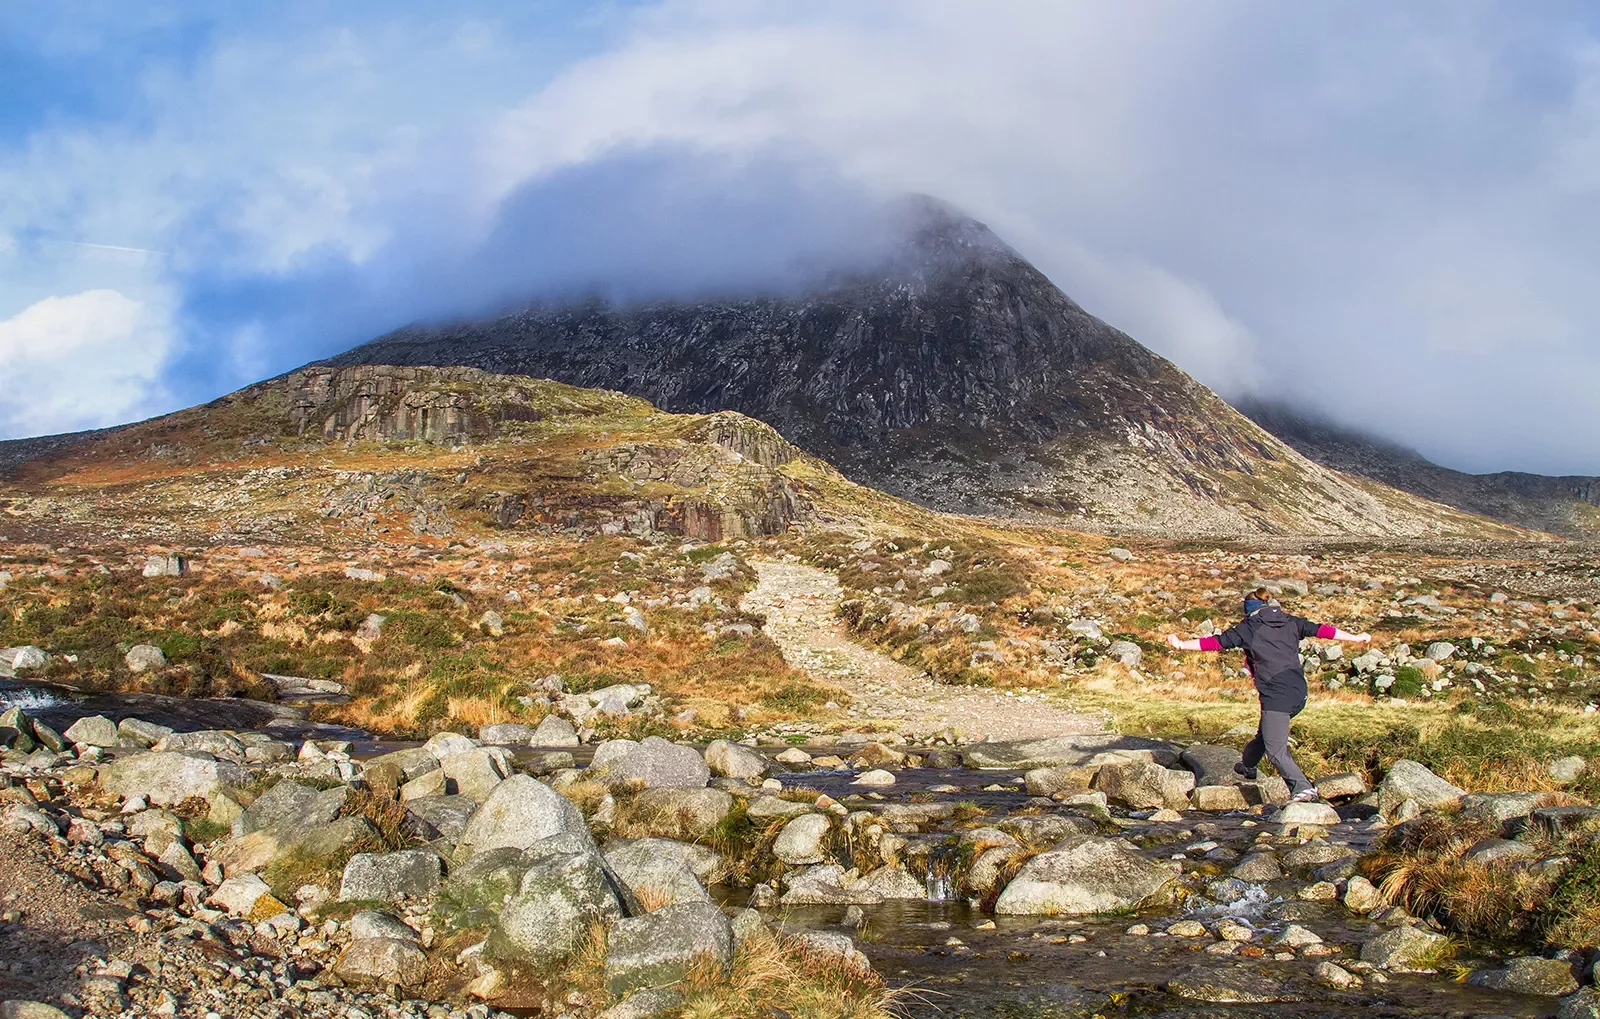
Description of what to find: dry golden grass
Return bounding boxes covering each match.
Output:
[678,928,904,1019]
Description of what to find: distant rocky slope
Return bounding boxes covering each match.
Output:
[1238,399,1600,540]
[324,201,1519,539]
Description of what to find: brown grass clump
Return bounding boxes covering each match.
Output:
[679,927,903,1019]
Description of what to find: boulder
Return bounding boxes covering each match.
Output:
[1468,957,1578,996]
[440,748,510,803]
[0,646,47,672]
[1166,968,1296,1004]
[532,715,580,747]
[1092,760,1194,810]
[775,748,813,766]
[597,988,685,1019]
[1230,853,1283,882]
[592,736,710,790]
[349,910,419,942]
[63,715,118,748]
[605,838,727,885]
[1023,765,1097,798]
[1240,777,1292,807]
[454,775,593,860]
[1179,745,1244,786]
[0,1003,71,1019]
[999,815,1098,844]
[962,734,1179,771]
[1272,801,1342,827]
[208,873,280,918]
[152,730,248,762]
[1550,756,1587,786]
[363,747,441,794]
[1560,988,1600,1019]
[423,731,478,760]
[1530,806,1600,836]
[401,769,447,802]
[124,645,167,673]
[1461,792,1542,827]
[604,842,712,909]
[856,864,927,899]
[746,795,813,822]
[1343,875,1380,912]
[240,780,349,839]
[993,836,1175,915]
[1424,642,1456,661]
[1191,785,1248,812]
[626,788,734,840]
[852,769,895,787]
[1464,838,1539,865]
[334,937,429,989]
[100,751,245,806]
[603,902,733,994]
[339,850,442,902]
[774,814,831,865]
[1315,773,1368,800]
[405,794,478,843]
[705,740,767,780]
[479,723,537,745]
[1360,925,1448,970]
[792,931,872,976]
[116,718,174,747]
[1107,640,1142,667]
[157,842,203,883]
[1378,760,1464,816]
[490,848,626,967]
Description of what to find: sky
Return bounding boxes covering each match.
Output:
[3,1,1600,475]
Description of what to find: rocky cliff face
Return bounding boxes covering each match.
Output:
[325,202,1517,538]
[1237,399,1600,539]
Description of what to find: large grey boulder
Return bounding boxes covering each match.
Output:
[596,988,685,1019]
[604,838,727,885]
[405,794,479,843]
[1179,745,1244,786]
[627,788,734,840]
[339,850,443,902]
[63,715,118,748]
[334,937,429,989]
[1092,760,1194,810]
[454,775,592,860]
[124,644,167,673]
[363,747,441,794]
[1461,792,1542,827]
[240,780,348,838]
[1023,765,1097,798]
[1468,957,1578,996]
[490,848,626,967]
[705,739,767,780]
[349,910,419,942]
[604,841,712,909]
[423,731,477,760]
[115,717,174,747]
[479,722,536,745]
[532,715,580,747]
[1272,801,1342,827]
[1360,925,1449,970]
[1378,760,1464,816]
[746,795,813,822]
[603,902,733,995]
[101,751,245,806]
[994,836,1175,915]
[963,734,1180,771]
[437,847,539,927]
[440,748,511,803]
[1463,838,1539,865]
[592,736,710,790]
[774,814,831,865]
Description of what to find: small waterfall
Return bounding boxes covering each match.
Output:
[0,688,58,711]
[925,846,957,902]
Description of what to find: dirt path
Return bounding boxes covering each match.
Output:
[742,560,1105,742]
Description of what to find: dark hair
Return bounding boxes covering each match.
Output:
[1252,587,1269,601]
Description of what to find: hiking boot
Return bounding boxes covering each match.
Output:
[1233,762,1258,781]
[1290,788,1321,803]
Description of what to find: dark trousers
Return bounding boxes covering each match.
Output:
[1241,707,1311,794]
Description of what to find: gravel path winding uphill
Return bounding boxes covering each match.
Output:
[742,560,1105,742]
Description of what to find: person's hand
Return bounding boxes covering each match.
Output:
[1165,633,1184,649]
[1354,632,1371,644]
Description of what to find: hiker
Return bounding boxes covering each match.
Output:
[1166,588,1370,802]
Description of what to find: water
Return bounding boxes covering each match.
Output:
[0,688,58,711]
[925,845,958,902]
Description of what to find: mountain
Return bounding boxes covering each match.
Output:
[324,199,1520,538]
[1237,398,1600,539]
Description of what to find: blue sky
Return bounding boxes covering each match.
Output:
[3,1,1600,475]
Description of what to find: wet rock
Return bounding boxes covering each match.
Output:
[1313,961,1359,988]
[1464,838,1539,864]
[1166,920,1207,937]
[774,814,830,865]
[335,937,429,989]
[532,714,580,746]
[1231,853,1283,882]
[124,644,167,673]
[592,736,710,789]
[994,836,1175,915]
[1559,988,1600,1019]
[491,846,626,966]
[1315,773,1368,800]
[1360,925,1448,970]
[64,715,118,748]
[705,739,767,780]
[852,769,895,787]
[101,751,245,806]
[1282,842,1355,871]
[628,788,734,840]
[479,722,536,745]
[603,901,733,994]
[1092,760,1194,810]
[857,864,927,899]
[775,747,813,765]
[456,774,593,860]
[1192,785,1248,811]
[963,734,1180,771]
[1277,924,1322,947]
[1273,801,1341,827]
[1468,957,1578,996]
[1343,875,1380,912]
[1179,745,1243,786]
[1377,760,1464,816]
[1167,968,1296,1004]
[339,850,442,902]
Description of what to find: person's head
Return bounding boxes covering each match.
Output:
[1243,586,1271,615]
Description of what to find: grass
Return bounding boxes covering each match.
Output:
[678,927,904,1019]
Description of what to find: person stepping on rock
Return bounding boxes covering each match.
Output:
[1167,588,1370,802]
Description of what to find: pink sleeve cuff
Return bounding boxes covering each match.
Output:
[1317,625,1336,639]
[1198,636,1222,651]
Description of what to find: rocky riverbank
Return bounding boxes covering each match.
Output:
[0,707,1597,1018]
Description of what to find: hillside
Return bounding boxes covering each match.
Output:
[325,200,1522,539]
[1238,398,1600,539]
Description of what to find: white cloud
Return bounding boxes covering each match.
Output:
[0,289,174,437]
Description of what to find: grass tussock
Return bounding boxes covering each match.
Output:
[678,928,903,1019]
[1362,812,1600,949]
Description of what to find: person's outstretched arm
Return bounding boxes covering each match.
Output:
[1167,622,1246,653]
[1296,617,1371,643]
